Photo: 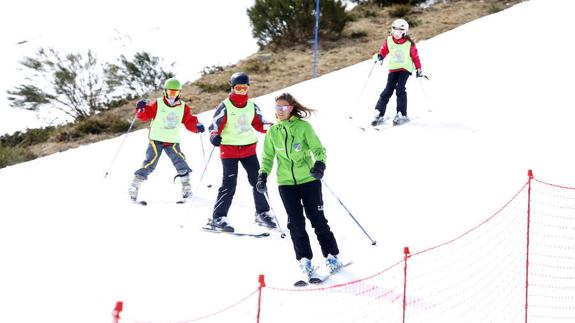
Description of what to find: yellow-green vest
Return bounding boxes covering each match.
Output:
[221,98,258,146]
[149,98,185,143]
[387,36,414,73]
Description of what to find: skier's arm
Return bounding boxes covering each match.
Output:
[209,102,227,135]
[378,38,389,59]
[259,129,276,176]
[410,44,422,70]
[182,105,202,133]
[251,103,267,133]
[136,100,158,121]
[304,123,326,164]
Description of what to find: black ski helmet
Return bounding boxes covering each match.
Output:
[229,72,250,87]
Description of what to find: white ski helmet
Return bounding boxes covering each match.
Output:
[391,18,409,39]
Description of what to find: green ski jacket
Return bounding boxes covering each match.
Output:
[260,116,326,186]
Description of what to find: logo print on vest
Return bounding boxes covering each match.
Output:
[293,143,302,152]
[236,114,251,133]
[392,49,405,64]
[164,111,178,129]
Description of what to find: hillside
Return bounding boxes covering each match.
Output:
[12,0,522,159]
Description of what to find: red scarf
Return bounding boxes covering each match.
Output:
[229,92,248,108]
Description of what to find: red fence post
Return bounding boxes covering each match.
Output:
[525,169,533,323]
[257,274,266,323]
[112,301,123,323]
[402,246,411,323]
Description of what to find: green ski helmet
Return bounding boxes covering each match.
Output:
[164,78,182,91]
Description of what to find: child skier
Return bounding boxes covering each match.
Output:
[206,72,275,232]
[129,78,205,203]
[256,93,343,281]
[371,18,423,126]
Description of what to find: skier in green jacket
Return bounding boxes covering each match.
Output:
[256,93,343,280]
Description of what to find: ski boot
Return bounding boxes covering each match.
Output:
[299,257,314,280]
[393,112,410,126]
[325,254,343,274]
[207,216,234,232]
[255,211,277,229]
[371,110,385,126]
[128,175,145,202]
[180,173,192,200]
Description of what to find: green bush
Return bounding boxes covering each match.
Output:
[0,127,55,148]
[243,58,271,74]
[389,4,412,17]
[247,0,351,48]
[0,146,36,169]
[74,116,132,136]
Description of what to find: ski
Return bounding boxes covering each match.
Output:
[293,261,353,287]
[316,261,353,284]
[132,199,190,205]
[359,116,390,131]
[201,226,270,238]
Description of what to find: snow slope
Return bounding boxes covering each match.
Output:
[1,0,574,322]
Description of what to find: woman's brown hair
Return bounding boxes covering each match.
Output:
[275,93,315,119]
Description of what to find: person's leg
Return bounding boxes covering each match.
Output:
[374,72,400,116]
[395,71,411,117]
[279,185,313,261]
[165,143,193,198]
[134,140,164,179]
[212,158,239,219]
[130,141,164,201]
[164,143,192,175]
[300,180,339,258]
[240,154,270,214]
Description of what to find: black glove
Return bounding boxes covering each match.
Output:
[136,99,146,113]
[310,161,326,180]
[256,173,267,194]
[210,133,222,146]
[196,123,205,133]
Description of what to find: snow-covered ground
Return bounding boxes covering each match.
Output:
[1,0,574,322]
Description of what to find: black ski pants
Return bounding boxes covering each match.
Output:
[212,154,269,219]
[278,180,339,261]
[374,70,411,117]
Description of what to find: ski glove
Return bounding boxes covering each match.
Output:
[256,173,267,194]
[210,133,222,146]
[310,161,326,180]
[136,99,147,113]
[196,123,205,133]
[416,69,423,78]
[372,53,384,62]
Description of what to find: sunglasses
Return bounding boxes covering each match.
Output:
[166,89,180,97]
[233,84,249,92]
[275,105,291,112]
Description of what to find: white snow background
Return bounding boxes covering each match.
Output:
[1,0,575,322]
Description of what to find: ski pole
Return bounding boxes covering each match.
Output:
[104,113,139,178]
[348,60,378,120]
[321,179,377,246]
[194,145,216,192]
[199,133,212,188]
[417,74,431,112]
[263,192,287,239]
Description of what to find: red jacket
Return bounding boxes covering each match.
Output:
[378,36,422,72]
[136,97,202,146]
[209,93,267,159]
